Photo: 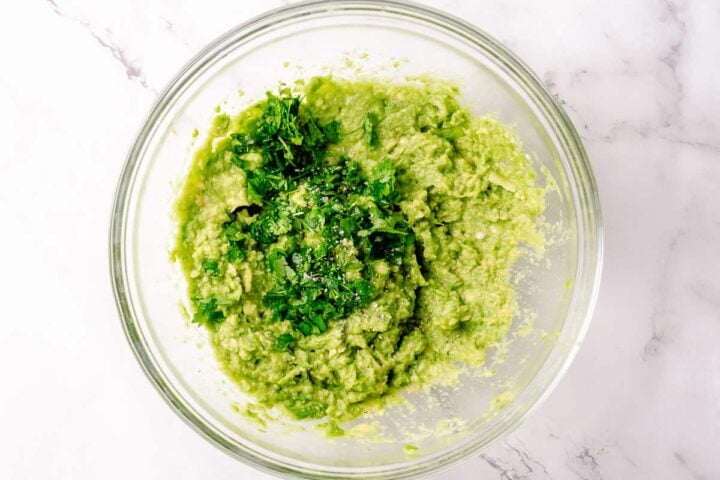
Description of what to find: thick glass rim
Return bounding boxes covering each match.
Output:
[109,1,603,478]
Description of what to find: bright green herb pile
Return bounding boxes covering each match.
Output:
[192,91,416,342]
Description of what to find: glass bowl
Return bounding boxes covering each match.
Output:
[110,1,602,478]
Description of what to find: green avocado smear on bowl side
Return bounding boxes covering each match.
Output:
[174,76,545,426]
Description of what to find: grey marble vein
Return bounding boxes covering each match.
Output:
[508,441,552,478]
[481,454,523,480]
[161,16,191,48]
[674,452,709,480]
[582,120,720,153]
[480,441,553,480]
[45,0,148,88]
[567,446,603,480]
[642,228,687,360]
[657,0,687,127]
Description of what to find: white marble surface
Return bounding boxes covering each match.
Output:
[1,0,718,478]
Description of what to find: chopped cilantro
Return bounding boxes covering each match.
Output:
[222,218,250,262]
[202,90,414,336]
[191,296,225,326]
[362,113,380,148]
[366,158,398,206]
[201,259,220,276]
[227,91,340,203]
[322,120,342,144]
[226,244,246,262]
[276,333,296,351]
[256,154,412,334]
[230,153,246,169]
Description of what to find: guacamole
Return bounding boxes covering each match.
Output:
[174,76,544,423]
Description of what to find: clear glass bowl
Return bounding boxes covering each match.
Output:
[110,1,602,478]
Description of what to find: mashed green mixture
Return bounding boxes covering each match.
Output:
[174,76,544,423]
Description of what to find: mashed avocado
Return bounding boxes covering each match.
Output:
[174,76,544,423]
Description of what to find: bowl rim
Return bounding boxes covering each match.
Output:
[109,0,603,478]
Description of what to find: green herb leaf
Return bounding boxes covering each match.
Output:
[201,259,220,276]
[276,333,296,351]
[362,113,379,148]
[230,153,247,169]
[322,120,341,144]
[191,296,225,326]
[366,158,397,205]
[229,133,254,155]
[226,244,246,262]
